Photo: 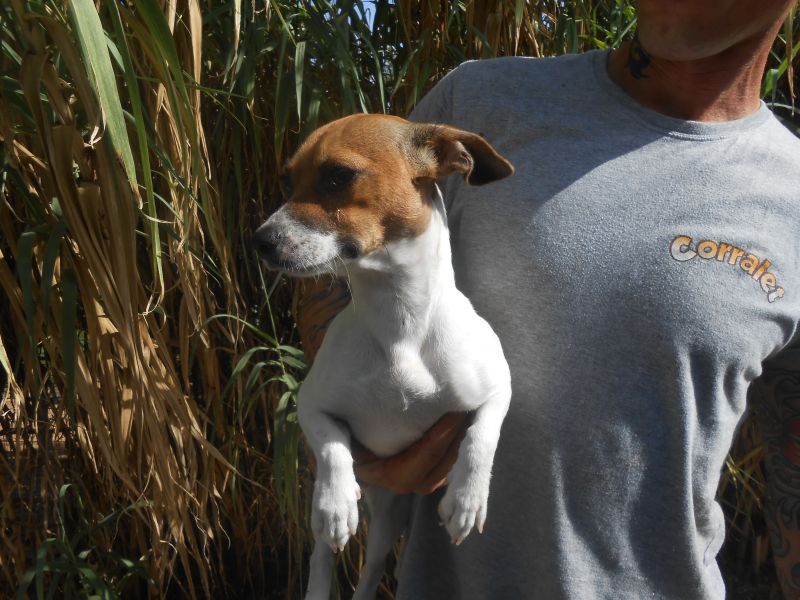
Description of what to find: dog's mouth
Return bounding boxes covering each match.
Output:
[254,208,363,276]
[260,241,361,277]
[261,256,330,276]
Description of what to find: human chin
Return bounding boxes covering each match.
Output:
[636,23,734,62]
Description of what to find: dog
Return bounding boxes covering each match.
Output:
[254,114,513,599]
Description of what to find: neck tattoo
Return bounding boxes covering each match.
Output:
[626,32,651,79]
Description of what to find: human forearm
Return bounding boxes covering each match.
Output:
[754,352,800,598]
[294,275,351,366]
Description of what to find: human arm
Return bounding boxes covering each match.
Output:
[754,341,800,598]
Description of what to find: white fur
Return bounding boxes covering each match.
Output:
[297,187,511,599]
[262,206,341,274]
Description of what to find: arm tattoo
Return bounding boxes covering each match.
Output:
[626,31,651,80]
[754,349,800,595]
[294,276,351,366]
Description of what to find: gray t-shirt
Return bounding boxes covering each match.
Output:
[400,49,800,599]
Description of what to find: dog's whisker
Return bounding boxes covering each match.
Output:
[336,255,352,286]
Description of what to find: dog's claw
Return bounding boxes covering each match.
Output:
[330,542,345,554]
[438,469,491,546]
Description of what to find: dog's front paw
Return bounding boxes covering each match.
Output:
[438,467,490,546]
[311,475,361,552]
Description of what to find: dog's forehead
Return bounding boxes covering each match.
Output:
[288,114,410,171]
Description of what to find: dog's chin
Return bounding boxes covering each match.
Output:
[261,258,324,277]
[261,255,352,278]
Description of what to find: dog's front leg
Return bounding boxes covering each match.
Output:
[438,387,511,545]
[299,404,360,599]
[300,406,361,551]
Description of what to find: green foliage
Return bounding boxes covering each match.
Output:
[16,485,153,600]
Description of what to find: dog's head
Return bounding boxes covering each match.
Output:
[254,114,513,276]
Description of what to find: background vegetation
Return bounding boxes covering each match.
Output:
[0,1,797,598]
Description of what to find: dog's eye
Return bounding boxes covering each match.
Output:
[321,165,357,192]
[279,172,293,198]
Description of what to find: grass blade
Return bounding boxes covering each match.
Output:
[60,268,78,425]
[67,0,137,186]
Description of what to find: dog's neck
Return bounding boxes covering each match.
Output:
[347,187,454,345]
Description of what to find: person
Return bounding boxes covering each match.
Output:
[294,1,800,597]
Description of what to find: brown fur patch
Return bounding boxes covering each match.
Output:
[283,114,435,254]
[279,114,513,255]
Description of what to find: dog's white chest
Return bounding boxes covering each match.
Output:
[387,343,439,406]
[343,354,450,454]
[303,330,474,457]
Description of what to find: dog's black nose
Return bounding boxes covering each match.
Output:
[253,225,280,261]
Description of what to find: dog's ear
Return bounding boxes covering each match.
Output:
[410,124,514,185]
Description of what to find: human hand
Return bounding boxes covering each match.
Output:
[352,412,469,495]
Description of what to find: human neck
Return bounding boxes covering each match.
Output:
[347,190,454,342]
[607,30,777,122]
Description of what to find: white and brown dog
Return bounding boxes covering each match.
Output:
[255,114,513,599]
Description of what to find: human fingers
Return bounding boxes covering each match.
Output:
[354,412,469,493]
[351,437,378,465]
[414,421,466,494]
